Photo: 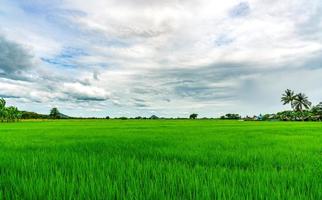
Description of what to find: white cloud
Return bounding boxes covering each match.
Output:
[62,82,110,101]
[0,0,322,117]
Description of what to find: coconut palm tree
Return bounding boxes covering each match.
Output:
[281,89,296,110]
[293,93,312,112]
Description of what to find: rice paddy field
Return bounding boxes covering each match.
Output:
[0,120,321,199]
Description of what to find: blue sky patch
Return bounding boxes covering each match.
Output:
[229,2,250,18]
[41,47,88,68]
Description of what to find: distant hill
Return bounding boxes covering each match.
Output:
[57,112,70,119]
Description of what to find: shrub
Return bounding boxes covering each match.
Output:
[220,113,241,120]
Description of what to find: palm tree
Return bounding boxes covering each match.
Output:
[281,89,296,110]
[293,93,312,112]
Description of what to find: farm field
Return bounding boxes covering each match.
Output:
[0,120,321,199]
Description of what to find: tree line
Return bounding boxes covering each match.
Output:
[0,99,69,123]
[218,90,322,121]
[1,89,322,122]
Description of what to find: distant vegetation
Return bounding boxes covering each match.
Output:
[264,89,321,121]
[220,113,241,120]
[0,98,21,122]
[20,111,48,119]
[1,89,322,122]
[189,113,198,119]
[0,99,70,122]
[220,89,322,121]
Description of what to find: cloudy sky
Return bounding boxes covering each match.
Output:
[0,0,322,117]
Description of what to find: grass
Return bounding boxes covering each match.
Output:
[0,120,321,199]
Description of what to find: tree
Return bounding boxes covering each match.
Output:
[293,93,312,112]
[281,89,296,110]
[0,99,21,122]
[21,111,48,119]
[6,106,20,122]
[311,102,322,115]
[49,108,61,119]
[189,113,198,119]
[0,98,5,108]
[0,98,6,122]
[220,113,241,120]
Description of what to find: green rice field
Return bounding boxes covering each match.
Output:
[0,120,321,199]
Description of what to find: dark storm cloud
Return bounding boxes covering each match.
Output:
[0,36,34,78]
